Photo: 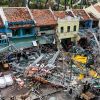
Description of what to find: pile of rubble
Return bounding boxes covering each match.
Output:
[0,30,100,100]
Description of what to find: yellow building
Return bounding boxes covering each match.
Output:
[54,10,79,46]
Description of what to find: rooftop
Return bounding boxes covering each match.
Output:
[88,13,98,21]
[54,10,74,19]
[72,9,90,20]
[3,7,34,28]
[31,9,57,26]
[54,11,66,19]
[94,5,100,13]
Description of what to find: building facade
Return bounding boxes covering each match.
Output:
[0,15,9,46]
[54,10,79,50]
[31,9,57,45]
[0,7,36,49]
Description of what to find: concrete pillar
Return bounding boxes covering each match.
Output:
[90,20,93,29]
[20,29,23,37]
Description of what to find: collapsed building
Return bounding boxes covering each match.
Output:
[0,3,100,100]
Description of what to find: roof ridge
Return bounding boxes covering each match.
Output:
[26,7,36,24]
[83,9,91,19]
[49,7,57,21]
[31,9,49,11]
[3,7,27,8]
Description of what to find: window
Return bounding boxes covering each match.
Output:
[12,30,19,36]
[74,25,76,31]
[3,39,6,43]
[67,26,70,32]
[40,26,54,31]
[24,28,31,35]
[61,27,64,33]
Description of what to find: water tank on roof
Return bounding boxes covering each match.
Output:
[0,77,6,88]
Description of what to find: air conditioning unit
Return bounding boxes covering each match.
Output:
[1,35,7,39]
[7,33,12,37]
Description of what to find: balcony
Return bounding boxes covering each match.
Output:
[12,34,34,39]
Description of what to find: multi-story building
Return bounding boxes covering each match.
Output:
[0,7,36,49]
[31,9,57,45]
[54,10,80,50]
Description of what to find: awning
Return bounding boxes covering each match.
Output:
[37,35,54,45]
[14,42,33,49]
[10,37,36,49]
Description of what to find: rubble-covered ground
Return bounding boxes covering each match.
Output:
[0,29,100,100]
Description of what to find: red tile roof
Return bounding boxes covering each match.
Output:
[31,9,57,26]
[72,9,90,20]
[94,5,100,13]
[3,7,34,28]
[88,13,98,21]
[3,7,32,22]
[54,11,66,19]
[0,16,3,28]
[54,11,74,19]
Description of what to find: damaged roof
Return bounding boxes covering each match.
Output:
[54,11,66,19]
[31,9,57,26]
[0,16,3,28]
[72,9,90,20]
[54,10,74,19]
[3,7,34,28]
[88,13,98,21]
[94,5,100,13]
[66,11,74,17]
